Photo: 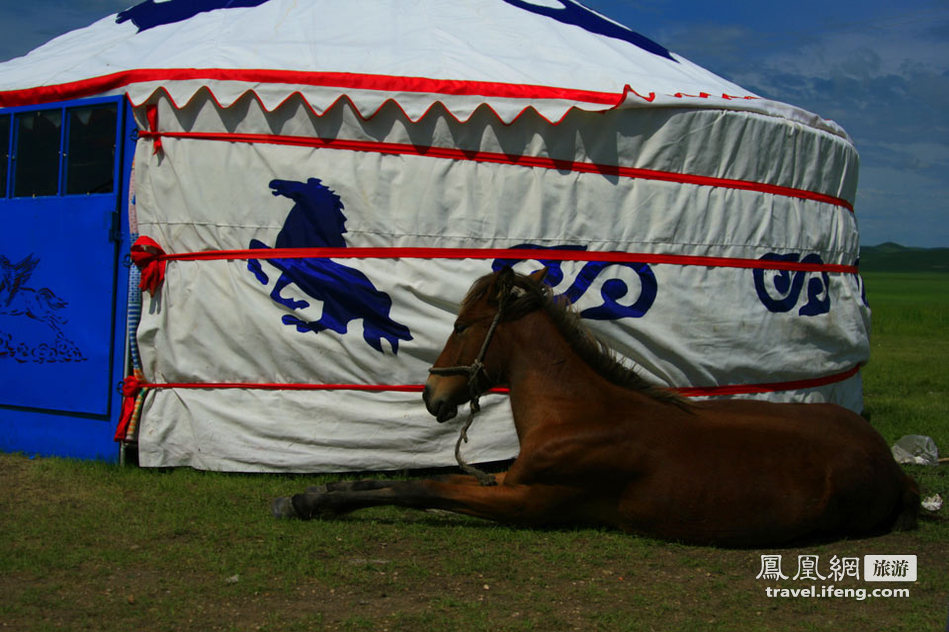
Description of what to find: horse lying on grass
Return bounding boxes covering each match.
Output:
[273,268,919,547]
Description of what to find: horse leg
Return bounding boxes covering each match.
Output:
[270,275,310,310]
[314,474,508,495]
[272,475,577,527]
[247,258,269,284]
[272,477,468,517]
[281,314,327,334]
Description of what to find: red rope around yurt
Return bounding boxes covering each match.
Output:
[137,129,855,212]
[129,240,859,295]
[115,363,861,441]
[121,366,861,401]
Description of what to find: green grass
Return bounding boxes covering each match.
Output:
[861,272,949,449]
[0,271,946,631]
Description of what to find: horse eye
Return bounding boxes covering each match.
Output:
[453,322,468,335]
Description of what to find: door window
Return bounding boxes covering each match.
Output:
[66,104,117,195]
[13,109,62,197]
[6,102,118,198]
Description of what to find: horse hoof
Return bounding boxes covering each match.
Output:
[271,497,299,519]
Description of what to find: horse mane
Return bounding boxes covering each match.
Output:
[466,270,689,408]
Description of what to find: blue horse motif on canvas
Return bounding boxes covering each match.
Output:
[116,0,270,32]
[247,178,412,354]
[492,245,658,320]
[501,0,674,61]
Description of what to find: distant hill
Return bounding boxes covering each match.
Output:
[859,243,949,273]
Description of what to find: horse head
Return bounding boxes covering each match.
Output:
[424,267,547,422]
[269,178,347,249]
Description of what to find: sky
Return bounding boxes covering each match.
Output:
[0,0,947,247]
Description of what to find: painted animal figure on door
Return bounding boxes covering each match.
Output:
[0,254,68,333]
[273,268,918,546]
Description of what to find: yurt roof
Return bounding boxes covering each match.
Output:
[0,0,846,137]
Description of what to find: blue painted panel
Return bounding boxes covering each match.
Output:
[0,195,117,414]
[0,408,116,461]
[0,97,134,461]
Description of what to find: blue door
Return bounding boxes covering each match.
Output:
[0,97,134,460]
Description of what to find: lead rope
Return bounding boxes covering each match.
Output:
[429,307,505,487]
[454,397,497,486]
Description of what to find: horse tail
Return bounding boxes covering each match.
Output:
[891,475,920,532]
[363,321,412,354]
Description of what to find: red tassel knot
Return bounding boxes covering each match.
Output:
[146,104,163,154]
[114,374,146,442]
[131,236,167,294]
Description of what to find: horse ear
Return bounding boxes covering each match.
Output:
[494,266,515,302]
[528,267,549,284]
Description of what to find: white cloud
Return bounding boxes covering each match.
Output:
[855,162,949,247]
[657,9,949,247]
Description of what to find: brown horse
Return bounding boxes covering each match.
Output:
[273,267,919,546]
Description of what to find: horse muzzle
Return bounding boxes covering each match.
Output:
[422,380,460,423]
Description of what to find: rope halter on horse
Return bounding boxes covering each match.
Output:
[427,304,506,487]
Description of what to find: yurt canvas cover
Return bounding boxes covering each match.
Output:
[0,0,868,472]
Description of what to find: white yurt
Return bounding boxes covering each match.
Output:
[0,0,868,471]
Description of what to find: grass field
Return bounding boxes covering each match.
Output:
[861,272,949,450]
[1,271,947,631]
